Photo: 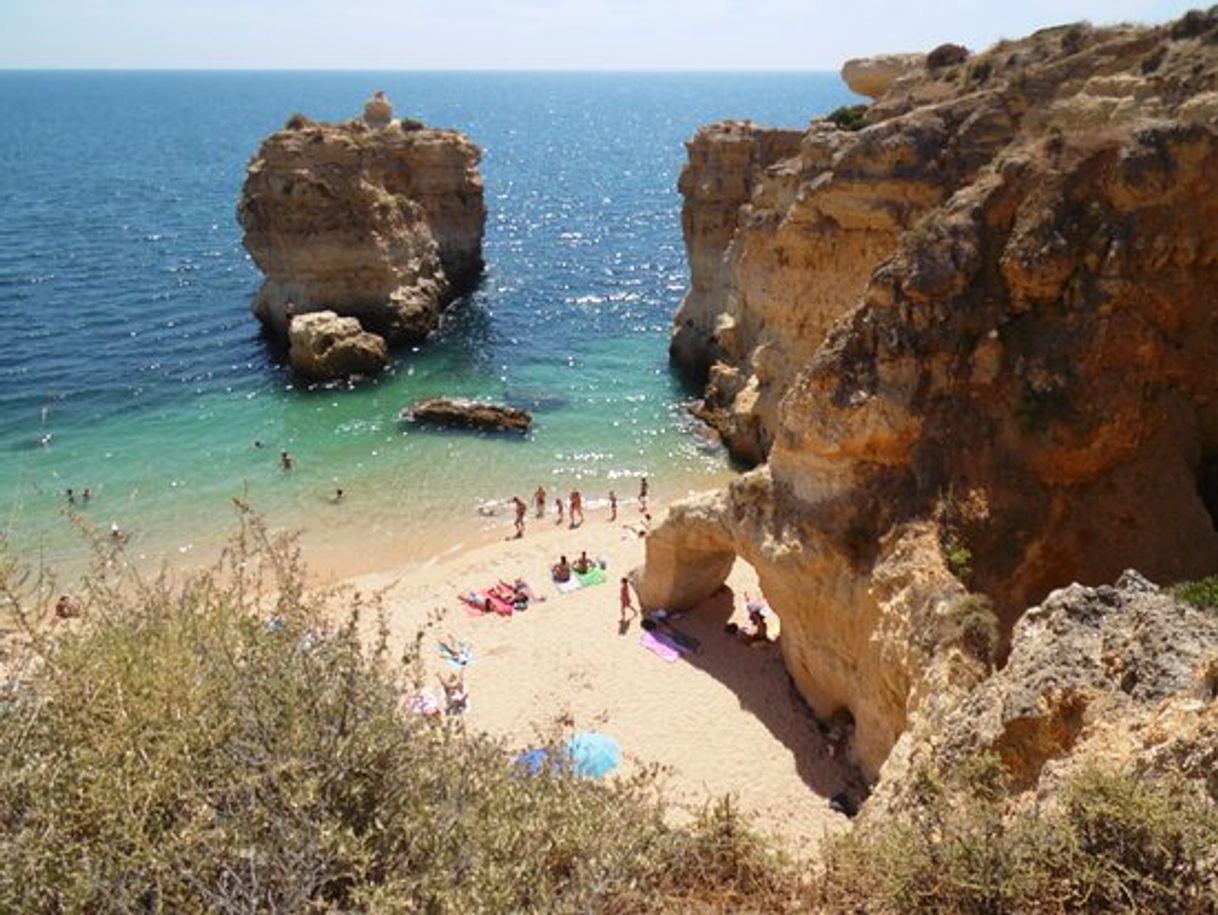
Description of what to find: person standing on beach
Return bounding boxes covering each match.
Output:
[569,490,584,527]
[555,497,564,525]
[639,476,649,511]
[619,577,635,625]
[512,496,527,538]
[608,490,618,522]
[534,485,546,519]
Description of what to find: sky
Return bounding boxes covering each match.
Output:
[0,0,1204,70]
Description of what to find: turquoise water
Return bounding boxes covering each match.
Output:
[0,72,855,574]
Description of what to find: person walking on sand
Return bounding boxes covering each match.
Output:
[639,476,649,512]
[512,496,527,538]
[569,489,584,527]
[555,497,564,525]
[619,577,635,624]
[534,485,546,519]
[608,490,618,522]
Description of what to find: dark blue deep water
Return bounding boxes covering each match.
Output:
[0,72,855,571]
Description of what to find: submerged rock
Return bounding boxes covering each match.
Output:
[288,311,387,381]
[403,398,532,433]
[238,94,485,370]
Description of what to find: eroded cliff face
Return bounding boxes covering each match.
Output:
[868,571,1218,825]
[238,96,485,354]
[649,12,1218,781]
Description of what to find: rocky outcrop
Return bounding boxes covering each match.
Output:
[841,54,923,99]
[288,311,388,381]
[651,11,1218,780]
[404,398,532,433]
[868,571,1218,817]
[238,94,485,356]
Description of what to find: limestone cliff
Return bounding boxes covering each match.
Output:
[868,571,1218,824]
[238,94,485,363]
[651,10,1218,781]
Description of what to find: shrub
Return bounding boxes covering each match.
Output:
[945,593,999,665]
[399,117,425,132]
[284,112,313,131]
[1171,574,1218,610]
[826,104,869,132]
[967,59,993,86]
[816,756,1218,913]
[0,510,800,914]
[927,43,970,69]
[943,536,973,581]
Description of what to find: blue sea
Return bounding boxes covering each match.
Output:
[0,72,855,575]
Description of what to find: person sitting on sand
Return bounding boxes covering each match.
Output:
[439,670,468,715]
[572,551,594,575]
[744,594,770,643]
[551,555,572,583]
[534,485,546,519]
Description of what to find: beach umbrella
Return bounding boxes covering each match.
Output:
[566,732,621,779]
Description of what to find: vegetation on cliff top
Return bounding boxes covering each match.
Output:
[819,755,1218,914]
[0,511,798,914]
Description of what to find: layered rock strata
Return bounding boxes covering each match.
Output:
[238,94,485,377]
[651,12,1218,781]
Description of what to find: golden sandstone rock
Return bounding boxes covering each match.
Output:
[238,97,485,378]
[649,11,1218,783]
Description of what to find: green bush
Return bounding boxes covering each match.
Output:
[816,756,1218,913]
[0,510,800,914]
[826,104,869,132]
[1171,575,1218,610]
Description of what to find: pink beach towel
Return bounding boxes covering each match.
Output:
[640,630,680,662]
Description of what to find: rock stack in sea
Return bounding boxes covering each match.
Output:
[645,10,1218,783]
[237,93,486,380]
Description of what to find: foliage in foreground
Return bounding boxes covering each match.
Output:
[0,511,799,914]
[817,754,1218,914]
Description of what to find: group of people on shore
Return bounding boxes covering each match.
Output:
[510,477,649,540]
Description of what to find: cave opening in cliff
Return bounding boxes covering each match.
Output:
[1197,454,1218,533]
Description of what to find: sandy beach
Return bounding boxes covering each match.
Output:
[350,497,857,855]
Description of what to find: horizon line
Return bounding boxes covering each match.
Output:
[0,66,845,75]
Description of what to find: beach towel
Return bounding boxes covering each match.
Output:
[555,578,582,593]
[640,630,680,662]
[438,641,474,669]
[651,629,694,657]
[574,567,607,588]
[666,627,701,653]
